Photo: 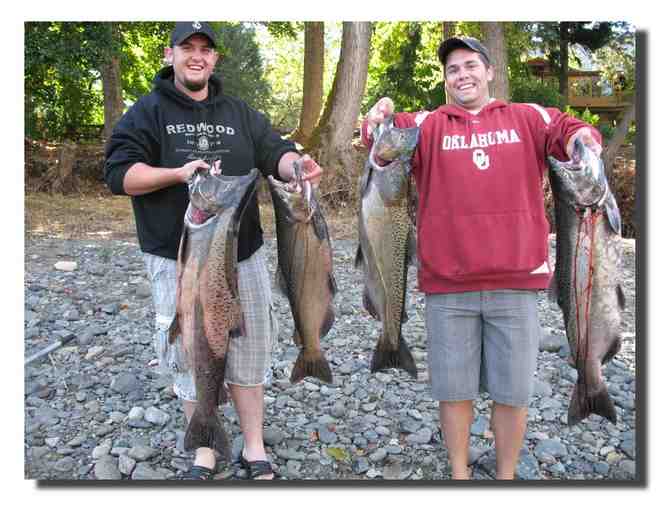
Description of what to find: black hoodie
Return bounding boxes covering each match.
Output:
[104,67,298,261]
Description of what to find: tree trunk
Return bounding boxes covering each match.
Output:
[38,140,77,193]
[293,22,324,147]
[559,22,570,108]
[304,22,372,205]
[603,99,636,176]
[481,22,509,101]
[442,22,456,104]
[101,24,125,142]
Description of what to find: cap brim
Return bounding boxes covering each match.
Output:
[438,38,488,65]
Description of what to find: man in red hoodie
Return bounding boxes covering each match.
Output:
[362,37,602,479]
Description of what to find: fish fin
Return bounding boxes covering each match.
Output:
[371,334,418,379]
[275,269,289,298]
[354,244,364,269]
[604,193,622,235]
[547,272,558,304]
[168,315,180,344]
[328,272,338,296]
[568,382,617,426]
[229,314,246,339]
[406,229,418,267]
[616,284,626,310]
[292,329,303,347]
[183,406,231,458]
[362,287,379,320]
[290,349,333,384]
[601,335,622,365]
[320,305,335,338]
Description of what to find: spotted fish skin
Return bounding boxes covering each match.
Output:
[170,167,259,458]
[356,117,419,379]
[548,140,625,426]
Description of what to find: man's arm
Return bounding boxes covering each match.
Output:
[122,160,211,196]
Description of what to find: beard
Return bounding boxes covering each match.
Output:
[183,77,207,92]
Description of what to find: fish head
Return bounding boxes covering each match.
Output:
[548,138,608,208]
[268,173,314,224]
[188,167,260,222]
[372,116,420,162]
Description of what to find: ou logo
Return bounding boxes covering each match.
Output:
[472,149,490,170]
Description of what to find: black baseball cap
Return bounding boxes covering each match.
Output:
[170,21,217,48]
[437,37,491,67]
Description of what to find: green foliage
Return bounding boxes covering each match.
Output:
[213,23,271,113]
[255,22,341,132]
[564,106,600,126]
[364,22,445,113]
[510,75,563,108]
[25,22,172,140]
[25,22,105,139]
[25,21,272,140]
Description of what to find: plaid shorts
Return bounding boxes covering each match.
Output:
[143,247,278,401]
[425,290,541,407]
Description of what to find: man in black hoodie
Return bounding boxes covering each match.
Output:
[104,22,323,480]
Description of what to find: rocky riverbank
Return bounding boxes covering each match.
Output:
[24,234,637,481]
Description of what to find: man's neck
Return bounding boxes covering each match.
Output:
[459,97,495,115]
[175,81,208,102]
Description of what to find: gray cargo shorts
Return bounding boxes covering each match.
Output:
[425,290,541,407]
[143,248,278,402]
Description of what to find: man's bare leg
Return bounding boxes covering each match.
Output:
[439,400,473,480]
[182,400,216,470]
[491,402,528,479]
[229,384,273,480]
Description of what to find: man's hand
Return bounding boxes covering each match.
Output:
[367,97,395,125]
[566,127,602,159]
[297,154,323,187]
[175,159,212,183]
[366,97,395,133]
[278,153,324,186]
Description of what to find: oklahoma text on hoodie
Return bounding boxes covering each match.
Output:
[104,67,297,261]
[362,100,601,294]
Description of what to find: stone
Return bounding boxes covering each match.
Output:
[118,454,136,476]
[263,426,284,446]
[54,261,77,272]
[144,407,170,426]
[131,462,166,480]
[128,445,157,461]
[110,373,141,394]
[94,455,121,480]
[539,330,567,352]
[92,443,112,460]
[369,448,387,463]
[53,457,76,474]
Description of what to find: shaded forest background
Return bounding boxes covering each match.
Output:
[24,21,637,238]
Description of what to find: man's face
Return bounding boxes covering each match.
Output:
[444,48,494,111]
[165,34,218,95]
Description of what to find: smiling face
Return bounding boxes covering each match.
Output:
[164,34,218,100]
[444,48,494,112]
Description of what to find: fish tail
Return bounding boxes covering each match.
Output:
[184,405,231,458]
[290,349,333,384]
[568,382,618,426]
[371,334,418,379]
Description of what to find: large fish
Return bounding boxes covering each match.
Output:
[169,166,260,458]
[356,117,420,378]
[548,139,625,426]
[268,160,337,384]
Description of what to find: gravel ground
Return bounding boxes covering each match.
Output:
[23,233,637,482]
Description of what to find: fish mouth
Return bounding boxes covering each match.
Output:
[268,175,314,222]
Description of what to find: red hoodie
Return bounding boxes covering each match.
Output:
[362,100,601,294]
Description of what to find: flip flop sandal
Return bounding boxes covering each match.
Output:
[179,465,216,480]
[239,455,275,480]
